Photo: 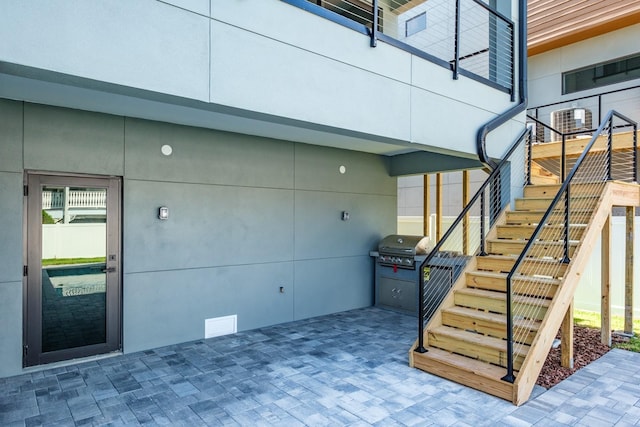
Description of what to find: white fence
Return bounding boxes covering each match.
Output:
[42,224,106,259]
[575,216,640,318]
[398,215,640,317]
[42,190,106,209]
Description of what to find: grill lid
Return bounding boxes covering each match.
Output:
[378,234,431,256]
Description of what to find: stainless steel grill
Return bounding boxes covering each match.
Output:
[372,235,466,316]
[376,234,429,270]
[371,235,429,315]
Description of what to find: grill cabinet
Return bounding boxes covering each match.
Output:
[371,235,466,316]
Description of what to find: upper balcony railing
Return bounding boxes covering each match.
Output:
[284,0,515,98]
[528,85,640,144]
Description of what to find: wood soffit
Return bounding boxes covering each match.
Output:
[527,0,640,56]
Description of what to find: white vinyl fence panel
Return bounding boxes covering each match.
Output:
[42,224,106,259]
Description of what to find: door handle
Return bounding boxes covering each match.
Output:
[102,267,116,273]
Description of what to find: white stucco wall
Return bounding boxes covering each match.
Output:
[528,23,640,113]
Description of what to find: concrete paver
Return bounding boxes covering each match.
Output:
[1,307,638,426]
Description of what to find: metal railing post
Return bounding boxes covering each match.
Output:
[479,190,487,256]
[607,116,613,181]
[501,274,515,383]
[416,268,427,353]
[453,0,461,80]
[561,134,567,181]
[598,95,602,125]
[370,0,378,47]
[562,186,571,264]
[527,129,532,185]
[634,124,638,183]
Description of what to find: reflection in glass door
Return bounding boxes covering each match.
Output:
[26,174,121,367]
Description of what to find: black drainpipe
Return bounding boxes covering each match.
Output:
[476,0,528,170]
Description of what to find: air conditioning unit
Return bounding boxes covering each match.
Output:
[550,108,592,142]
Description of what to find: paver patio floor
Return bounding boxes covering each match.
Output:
[1,307,639,426]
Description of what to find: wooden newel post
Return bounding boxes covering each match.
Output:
[561,300,574,369]
[423,175,430,237]
[436,173,443,242]
[625,206,635,335]
[601,213,611,346]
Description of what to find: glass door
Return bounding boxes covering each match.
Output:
[25,174,121,367]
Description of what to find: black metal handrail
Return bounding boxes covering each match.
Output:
[476,0,526,168]
[415,125,531,353]
[501,110,638,382]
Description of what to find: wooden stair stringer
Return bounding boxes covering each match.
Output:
[410,209,520,398]
[530,161,559,185]
[512,181,640,405]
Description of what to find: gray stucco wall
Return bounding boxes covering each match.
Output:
[0,99,25,378]
[0,99,396,376]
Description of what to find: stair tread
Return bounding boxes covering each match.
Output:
[430,325,530,356]
[511,207,594,213]
[478,254,565,264]
[498,224,587,229]
[413,346,515,380]
[526,183,601,188]
[517,195,600,201]
[466,270,560,299]
[525,183,602,190]
[456,287,551,307]
[412,346,516,401]
[475,255,568,278]
[467,270,561,285]
[488,238,579,245]
[443,306,541,332]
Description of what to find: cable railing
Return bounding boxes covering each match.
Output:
[526,115,596,183]
[293,0,515,95]
[528,85,640,144]
[415,126,531,353]
[501,110,638,382]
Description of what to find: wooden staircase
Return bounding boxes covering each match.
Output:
[409,179,640,405]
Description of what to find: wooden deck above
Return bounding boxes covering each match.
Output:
[532,130,640,161]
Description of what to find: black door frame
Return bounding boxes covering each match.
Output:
[24,172,122,367]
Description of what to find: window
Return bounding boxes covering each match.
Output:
[563,53,640,94]
[405,12,426,37]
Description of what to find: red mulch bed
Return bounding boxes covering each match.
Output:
[536,325,628,389]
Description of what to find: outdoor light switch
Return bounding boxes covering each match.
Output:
[158,206,169,220]
[341,211,350,221]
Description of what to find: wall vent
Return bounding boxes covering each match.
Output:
[204,315,237,339]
